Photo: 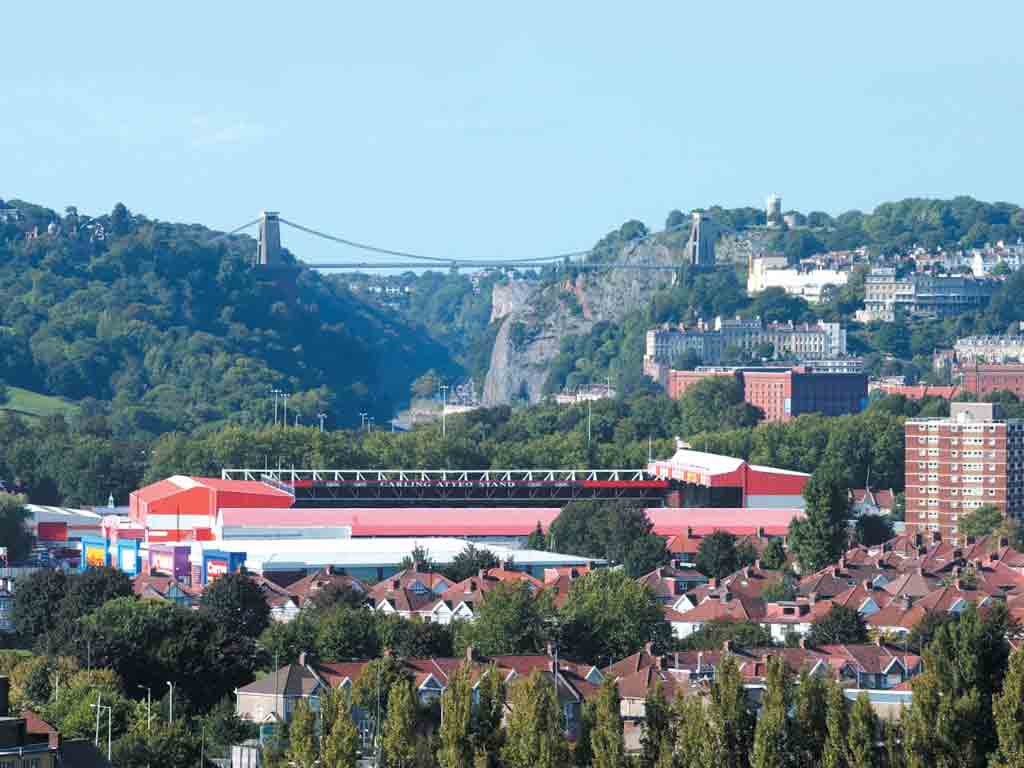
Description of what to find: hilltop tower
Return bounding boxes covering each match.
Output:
[766,194,782,228]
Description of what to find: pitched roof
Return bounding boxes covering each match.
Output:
[237,664,319,697]
[680,594,766,622]
[285,568,368,606]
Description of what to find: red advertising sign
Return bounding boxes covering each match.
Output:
[206,559,228,581]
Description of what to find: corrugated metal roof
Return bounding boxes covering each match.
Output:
[217,507,560,536]
[190,536,598,571]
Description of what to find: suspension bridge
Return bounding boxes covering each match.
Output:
[217,211,707,272]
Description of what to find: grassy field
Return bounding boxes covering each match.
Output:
[1,386,78,420]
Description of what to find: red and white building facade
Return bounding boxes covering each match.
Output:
[647,443,809,509]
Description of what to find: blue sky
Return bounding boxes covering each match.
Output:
[3,2,1023,265]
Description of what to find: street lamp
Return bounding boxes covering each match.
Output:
[271,388,282,426]
[137,685,152,733]
[317,413,327,433]
[359,412,368,433]
[90,702,112,762]
[439,384,449,439]
[282,394,290,428]
[166,681,174,724]
[138,688,151,737]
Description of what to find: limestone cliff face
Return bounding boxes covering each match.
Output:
[482,240,684,405]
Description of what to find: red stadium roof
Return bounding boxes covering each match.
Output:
[644,507,803,538]
[217,507,561,537]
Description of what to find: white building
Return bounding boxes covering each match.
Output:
[747,256,849,304]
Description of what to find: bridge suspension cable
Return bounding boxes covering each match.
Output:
[211,217,263,240]
[274,215,694,270]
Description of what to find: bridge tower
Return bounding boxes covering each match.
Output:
[256,211,282,267]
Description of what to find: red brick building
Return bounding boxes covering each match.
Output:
[904,402,1024,543]
[961,364,1024,399]
[667,368,734,399]
[665,366,867,423]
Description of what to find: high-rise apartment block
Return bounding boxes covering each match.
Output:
[904,403,1024,544]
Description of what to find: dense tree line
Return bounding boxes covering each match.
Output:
[0,200,457,436]
[0,385,912,510]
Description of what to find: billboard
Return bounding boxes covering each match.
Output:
[119,547,138,574]
[206,559,228,581]
[84,544,107,568]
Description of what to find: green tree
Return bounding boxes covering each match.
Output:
[807,605,868,646]
[39,668,134,742]
[114,721,203,768]
[846,692,878,768]
[382,679,418,768]
[758,538,787,571]
[639,680,671,768]
[12,568,67,646]
[679,619,773,651]
[321,687,360,768]
[48,567,133,654]
[791,669,828,768]
[502,670,568,768]
[591,677,625,768]
[286,699,319,768]
[992,645,1024,768]
[904,602,1009,768]
[455,581,548,656]
[789,461,850,573]
[822,680,848,768]
[198,572,271,639]
[679,377,762,436]
[81,596,256,715]
[527,522,547,551]
[443,543,500,583]
[575,701,595,768]
[751,657,791,768]
[560,569,670,664]
[0,493,30,563]
[673,694,707,768]
[958,503,1004,538]
[399,545,437,572]
[854,515,895,547]
[353,656,410,721]
[707,654,753,768]
[377,614,453,659]
[548,500,668,577]
[473,664,505,768]
[438,663,473,768]
[316,604,380,661]
[694,531,740,580]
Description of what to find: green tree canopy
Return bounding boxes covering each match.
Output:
[694,530,741,580]
[455,581,549,656]
[198,572,271,639]
[442,543,500,583]
[807,605,869,646]
[560,570,670,665]
[789,460,850,573]
[502,670,569,768]
[548,500,668,577]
